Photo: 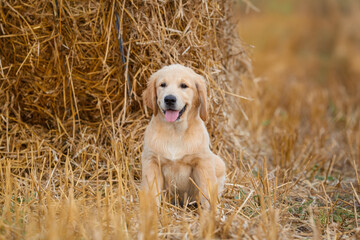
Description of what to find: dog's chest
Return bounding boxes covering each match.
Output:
[161,136,188,161]
[144,119,209,162]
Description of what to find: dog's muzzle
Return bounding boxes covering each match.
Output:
[162,95,187,122]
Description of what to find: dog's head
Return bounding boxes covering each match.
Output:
[143,64,208,122]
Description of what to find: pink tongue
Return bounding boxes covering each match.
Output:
[165,110,180,122]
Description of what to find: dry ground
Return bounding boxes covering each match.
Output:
[1,0,360,239]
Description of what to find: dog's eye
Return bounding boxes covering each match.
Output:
[160,83,166,88]
[180,83,188,89]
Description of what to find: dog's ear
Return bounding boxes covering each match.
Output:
[195,75,208,122]
[143,73,158,116]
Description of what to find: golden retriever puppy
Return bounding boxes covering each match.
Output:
[141,64,226,208]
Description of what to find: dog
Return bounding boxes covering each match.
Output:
[141,64,226,208]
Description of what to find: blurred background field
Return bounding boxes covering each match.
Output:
[233,0,360,238]
[236,0,360,170]
[1,0,360,239]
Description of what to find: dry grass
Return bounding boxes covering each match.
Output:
[1,0,360,239]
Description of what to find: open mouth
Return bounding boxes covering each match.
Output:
[163,104,187,122]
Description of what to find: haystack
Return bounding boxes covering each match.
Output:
[0,1,254,238]
[1,0,250,190]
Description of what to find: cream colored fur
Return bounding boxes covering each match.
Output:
[141,64,226,208]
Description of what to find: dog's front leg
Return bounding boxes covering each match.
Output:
[192,159,217,209]
[141,158,163,207]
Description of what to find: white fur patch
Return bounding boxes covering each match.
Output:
[162,139,186,161]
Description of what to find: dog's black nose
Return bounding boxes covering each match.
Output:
[164,95,176,105]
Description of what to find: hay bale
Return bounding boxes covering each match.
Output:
[0,1,252,237]
[0,1,250,171]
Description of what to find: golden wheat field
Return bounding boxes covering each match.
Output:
[1,0,360,239]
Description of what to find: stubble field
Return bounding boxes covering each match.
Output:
[1,0,359,239]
